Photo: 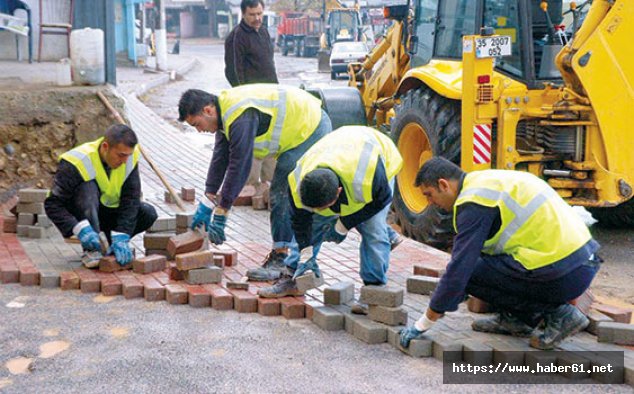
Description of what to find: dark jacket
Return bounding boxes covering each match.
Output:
[44,159,142,237]
[224,19,278,87]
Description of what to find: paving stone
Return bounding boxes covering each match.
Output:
[252,195,267,210]
[312,306,345,331]
[461,339,493,365]
[204,284,234,310]
[0,264,19,283]
[597,322,634,345]
[231,290,257,313]
[138,275,165,301]
[99,256,133,273]
[176,213,194,228]
[467,297,493,314]
[17,225,29,236]
[39,270,60,288]
[625,358,634,386]
[175,250,213,271]
[181,187,196,202]
[151,271,170,286]
[75,268,100,293]
[95,272,123,296]
[18,188,48,203]
[386,325,406,348]
[16,202,45,214]
[280,297,305,319]
[168,231,205,259]
[296,272,325,292]
[2,215,17,233]
[164,191,180,204]
[323,281,354,305]
[258,298,281,316]
[226,281,248,290]
[344,311,363,335]
[165,284,188,304]
[431,334,463,362]
[488,340,526,366]
[168,264,185,281]
[114,272,144,299]
[585,352,626,384]
[592,304,633,324]
[406,275,439,295]
[413,261,447,277]
[569,289,596,315]
[175,226,188,234]
[586,310,614,335]
[213,250,238,267]
[148,217,176,233]
[186,285,211,307]
[133,255,167,274]
[353,316,387,344]
[60,271,80,290]
[36,214,52,228]
[144,249,171,258]
[359,285,403,307]
[18,266,39,286]
[184,266,222,284]
[27,225,52,239]
[17,213,35,226]
[368,305,408,326]
[524,351,558,376]
[212,255,225,268]
[557,352,591,380]
[143,233,172,250]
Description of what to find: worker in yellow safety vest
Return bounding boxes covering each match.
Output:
[258,126,404,309]
[177,85,332,281]
[399,157,601,350]
[45,124,157,268]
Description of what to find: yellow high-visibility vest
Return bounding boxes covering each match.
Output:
[289,126,403,217]
[219,84,323,159]
[59,137,140,208]
[454,170,592,270]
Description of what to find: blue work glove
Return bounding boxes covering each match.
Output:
[191,198,214,230]
[110,233,133,266]
[207,213,227,245]
[77,224,101,252]
[399,326,425,348]
[292,256,322,280]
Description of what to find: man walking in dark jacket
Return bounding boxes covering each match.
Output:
[224,0,278,86]
[45,125,157,268]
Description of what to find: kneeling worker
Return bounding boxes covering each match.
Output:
[258,126,404,309]
[400,157,600,350]
[45,124,158,267]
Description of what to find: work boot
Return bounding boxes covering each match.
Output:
[81,250,103,269]
[390,235,404,251]
[530,304,589,350]
[257,276,304,298]
[472,311,535,337]
[351,301,369,315]
[246,250,288,281]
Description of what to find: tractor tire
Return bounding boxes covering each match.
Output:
[589,198,634,228]
[390,87,462,250]
[298,39,306,57]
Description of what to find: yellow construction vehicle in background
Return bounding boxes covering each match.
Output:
[342,0,634,249]
[319,0,364,49]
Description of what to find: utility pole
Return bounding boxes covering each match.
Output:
[155,0,168,71]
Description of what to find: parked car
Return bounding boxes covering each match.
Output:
[329,41,369,80]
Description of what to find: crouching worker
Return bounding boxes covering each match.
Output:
[258,126,404,311]
[400,157,600,350]
[45,124,158,268]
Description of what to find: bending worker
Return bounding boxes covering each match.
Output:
[45,124,158,267]
[177,85,332,280]
[399,157,600,350]
[258,126,404,310]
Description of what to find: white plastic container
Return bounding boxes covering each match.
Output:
[70,28,105,85]
[56,58,72,86]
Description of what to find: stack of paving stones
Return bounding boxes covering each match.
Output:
[10,188,55,239]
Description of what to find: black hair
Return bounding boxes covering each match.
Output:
[241,0,264,13]
[300,168,340,208]
[104,124,137,148]
[178,89,218,122]
[415,157,464,187]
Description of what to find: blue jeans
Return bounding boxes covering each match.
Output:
[466,255,600,326]
[269,109,332,249]
[286,179,399,286]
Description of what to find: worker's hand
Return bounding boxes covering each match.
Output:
[323,219,347,244]
[207,211,227,245]
[110,232,133,266]
[292,247,321,279]
[191,198,215,231]
[75,221,101,252]
[399,313,436,348]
